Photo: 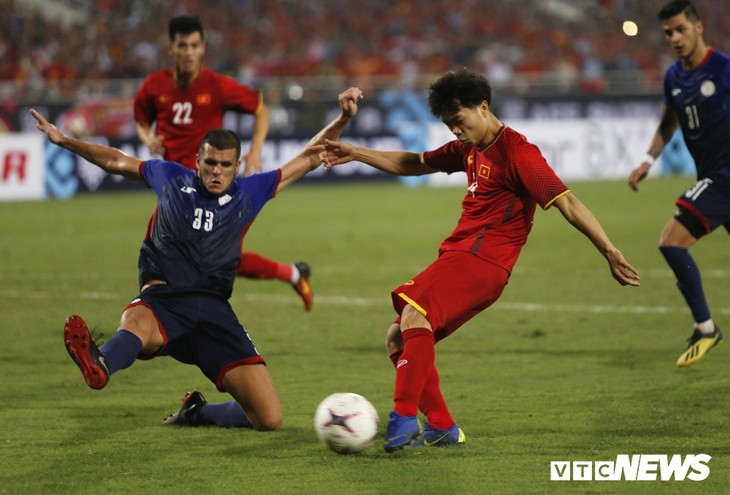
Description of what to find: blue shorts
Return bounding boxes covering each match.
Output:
[675,168,730,239]
[125,285,265,391]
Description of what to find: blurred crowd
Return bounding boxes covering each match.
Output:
[2,0,730,101]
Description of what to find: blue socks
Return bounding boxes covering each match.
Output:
[99,329,252,429]
[199,401,252,428]
[100,329,143,375]
[659,246,711,323]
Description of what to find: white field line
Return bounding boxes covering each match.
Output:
[645,268,730,278]
[3,289,729,315]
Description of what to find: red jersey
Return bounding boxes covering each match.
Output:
[422,126,569,273]
[133,67,263,169]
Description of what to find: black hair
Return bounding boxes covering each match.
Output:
[199,129,241,158]
[658,0,700,22]
[169,15,205,42]
[427,69,493,119]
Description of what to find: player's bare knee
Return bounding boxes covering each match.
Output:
[385,323,403,355]
[659,218,697,248]
[118,306,163,350]
[254,413,283,431]
[400,303,432,331]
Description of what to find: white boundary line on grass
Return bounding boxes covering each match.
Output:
[236,293,730,315]
[3,289,729,315]
[283,295,730,315]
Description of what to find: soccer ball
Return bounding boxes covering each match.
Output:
[314,393,379,454]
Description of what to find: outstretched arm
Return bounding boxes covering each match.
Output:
[553,193,640,286]
[243,101,271,176]
[135,120,166,157]
[628,104,679,191]
[33,109,144,181]
[319,140,437,176]
[276,87,363,192]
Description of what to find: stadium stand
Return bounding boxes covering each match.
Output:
[2,0,730,102]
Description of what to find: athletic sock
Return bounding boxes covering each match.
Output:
[659,246,711,324]
[695,319,716,335]
[388,350,403,367]
[289,265,301,285]
[198,401,252,428]
[389,349,454,430]
[236,252,293,282]
[393,328,435,417]
[99,329,142,375]
[418,365,455,431]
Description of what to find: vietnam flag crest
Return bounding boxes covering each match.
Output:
[197,93,212,105]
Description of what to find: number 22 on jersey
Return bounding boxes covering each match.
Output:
[172,102,193,124]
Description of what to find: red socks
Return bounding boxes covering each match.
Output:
[236,252,293,282]
[418,365,454,430]
[390,329,454,429]
[392,328,435,417]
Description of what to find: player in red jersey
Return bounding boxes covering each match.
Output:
[317,69,641,452]
[134,15,313,311]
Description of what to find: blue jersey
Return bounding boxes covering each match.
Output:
[138,160,280,298]
[664,49,730,179]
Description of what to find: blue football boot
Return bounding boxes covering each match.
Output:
[383,411,420,452]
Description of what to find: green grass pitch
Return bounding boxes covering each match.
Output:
[0,177,727,494]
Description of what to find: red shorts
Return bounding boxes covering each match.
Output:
[391,250,509,342]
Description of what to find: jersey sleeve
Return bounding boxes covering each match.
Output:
[217,74,262,114]
[237,169,281,213]
[133,77,156,125]
[422,140,467,174]
[140,159,191,194]
[722,53,730,87]
[512,142,569,209]
[662,64,675,107]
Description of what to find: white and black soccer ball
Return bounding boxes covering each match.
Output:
[314,393,379,454]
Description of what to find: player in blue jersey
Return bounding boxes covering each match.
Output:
[30,87,363,429]
[628,0,729,366]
